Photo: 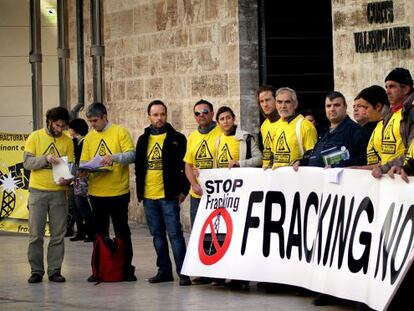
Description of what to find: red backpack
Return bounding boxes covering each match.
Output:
[91,235,126,283]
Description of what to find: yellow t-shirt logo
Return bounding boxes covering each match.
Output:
[366,134,379,165]
[95,139,112,157]
[43,143,61,168]
[147,142,163,170]
[383,119,396,142]
[382,119,397,154]
[218,144,232,168]
[274,131,291,165]
[144,134,166,199]
[195,140,213,168]
[43,143,60,156]
[275,132,290,153]
[381,110,404,164]
[263,132,273,161]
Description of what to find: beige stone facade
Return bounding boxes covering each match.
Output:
[332,0,414,110]
[67,0,259,227]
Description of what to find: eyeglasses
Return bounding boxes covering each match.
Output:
[194,109,209,117]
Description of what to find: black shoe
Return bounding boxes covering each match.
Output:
[148,273,174,283]
[125,273,137,282]
[70,234,85,241]
[28,273,43,284]
[48,273,66,283]
[211,278,226,286]
[124,265,137,282]
[84,235,94,243]
[87,274,96,282]
[192,276,212,284]
[313,294,341,306]
[359,303,375,311]
[225,280,250,290]
[256,281,270,288]
[179,277,192,286]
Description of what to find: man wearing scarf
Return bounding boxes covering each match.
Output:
[372,67,414,178]
[135,100,191,286]
[183,99,222,227]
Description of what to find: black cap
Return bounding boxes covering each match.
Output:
[357,85,389,107]
[385,67,413,86]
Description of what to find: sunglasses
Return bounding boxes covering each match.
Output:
[194,109,210,117]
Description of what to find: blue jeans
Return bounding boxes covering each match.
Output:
[143,199,187,278]
[190,196,201,228]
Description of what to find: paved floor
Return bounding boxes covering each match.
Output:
[0,223,359,311]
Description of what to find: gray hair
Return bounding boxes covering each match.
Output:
[86,102,107,118]
[275,87,298,105]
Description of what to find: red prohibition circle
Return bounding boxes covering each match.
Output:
[198,207,233,265]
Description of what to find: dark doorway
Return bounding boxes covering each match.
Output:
[258,0,333,129]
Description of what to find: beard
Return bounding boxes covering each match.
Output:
[48,123,61,137]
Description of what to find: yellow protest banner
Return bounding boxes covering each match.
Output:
[0,132,48,235]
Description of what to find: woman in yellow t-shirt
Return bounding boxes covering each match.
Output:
[215,106,262,169]
[214,106,262,290]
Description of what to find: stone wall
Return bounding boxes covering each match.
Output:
[332,0,414,110]
[68,0,259,229]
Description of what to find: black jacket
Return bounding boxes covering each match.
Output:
[73,137,84,166]
[305,116,368,167]
[135,123,189,202]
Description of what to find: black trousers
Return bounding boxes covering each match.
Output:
[73,195,94,237]
[89,193,133,272]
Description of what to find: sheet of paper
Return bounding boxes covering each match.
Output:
[326,167,344,184]
[79,155,109,171]
[52,156,74,184]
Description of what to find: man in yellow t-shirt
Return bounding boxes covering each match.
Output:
[271,87,317,168]
[23,107,74,284]
[372,68,414,178]
[257,85,279,168]
[135,100,191,286]
[184,99,222,227]
[81,102,136,282]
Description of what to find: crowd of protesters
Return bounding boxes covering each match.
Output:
[23,67,414,309]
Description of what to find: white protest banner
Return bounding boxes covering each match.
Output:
[182,167,414,311]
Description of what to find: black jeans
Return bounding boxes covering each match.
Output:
[73,195,94,237]
[89,193,133,272]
